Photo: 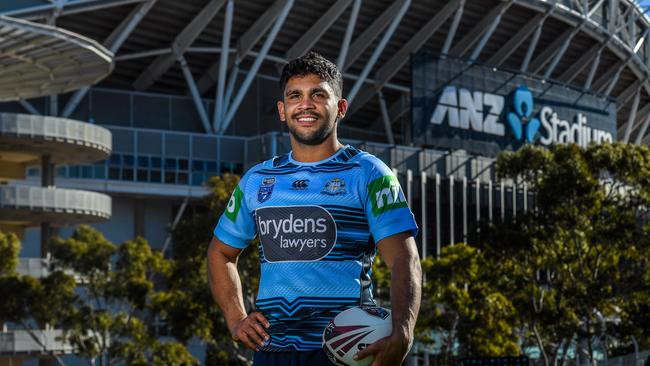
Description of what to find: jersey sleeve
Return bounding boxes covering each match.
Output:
[362,159,418,243]
[213,181,256,249]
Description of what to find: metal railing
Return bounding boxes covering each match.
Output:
[0,329,73,354]
[0,186,111,219]
[596,350,650,366]
[16,257,49,278]
[0,113,112,154]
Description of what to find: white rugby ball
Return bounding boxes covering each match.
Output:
[322,306,392,366]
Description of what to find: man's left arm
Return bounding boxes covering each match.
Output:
[354,231,422,366]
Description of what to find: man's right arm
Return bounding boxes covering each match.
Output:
[207,236,269,351]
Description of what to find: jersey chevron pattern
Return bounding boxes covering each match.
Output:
[214,145,418,351]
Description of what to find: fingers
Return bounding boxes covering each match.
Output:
[354,339,383,361]
[251,311,271,328]
[237,329,259,351]
[233,312,271,351]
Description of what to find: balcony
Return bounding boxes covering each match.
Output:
[0,113,112,180]
[16,258,49,278]
[0,328,72,355]
[0,186,111,226]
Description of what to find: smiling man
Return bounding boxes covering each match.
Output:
[207,51,422,366]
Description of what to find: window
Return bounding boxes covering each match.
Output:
[81,166,93,178]
[138,156,149,168]
[109,167,120,180]
[69,166,80,178]
[151,157,162,168]
[137,169,148,182]
[123,155,134,167]
[27,167,41,177]
[94,164,106,179]
[122,168,134,181]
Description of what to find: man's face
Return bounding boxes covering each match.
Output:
[277,74,347,146]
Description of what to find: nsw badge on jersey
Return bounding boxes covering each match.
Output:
[258,177,276,203]
[321,177,346,195]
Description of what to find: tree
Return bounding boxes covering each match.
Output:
[159,174,259,365]
[0,227,196,366]
[473,143,650,366]
[0,230,76,366]
[417,243,520,364]
[49,225,197,365]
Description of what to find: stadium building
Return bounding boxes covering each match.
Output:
[1,0,650,364]
[0,14,114,364]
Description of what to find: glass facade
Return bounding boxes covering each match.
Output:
[28,155,242,186]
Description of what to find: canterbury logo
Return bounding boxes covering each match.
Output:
[291,179,309,189]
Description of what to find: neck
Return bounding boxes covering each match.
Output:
[289,133,343,163]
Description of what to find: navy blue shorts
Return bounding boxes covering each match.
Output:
[253,349,333,366]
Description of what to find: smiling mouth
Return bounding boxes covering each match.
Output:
[294,115,319,124]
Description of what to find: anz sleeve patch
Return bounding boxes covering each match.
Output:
[367,175,408,217]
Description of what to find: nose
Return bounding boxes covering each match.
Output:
[297,95,316,110]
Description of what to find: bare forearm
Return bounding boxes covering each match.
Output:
[207,244,247,333]
[389,248,422,341]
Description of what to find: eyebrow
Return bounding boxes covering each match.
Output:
[285,87,329,96]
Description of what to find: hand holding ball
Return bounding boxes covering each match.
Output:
[322,306,392,366]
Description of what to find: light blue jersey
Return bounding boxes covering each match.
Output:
[214,145,418,351]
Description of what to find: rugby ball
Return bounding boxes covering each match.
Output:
[322,306,392,366]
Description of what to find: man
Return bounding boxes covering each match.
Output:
[207,51,421,366]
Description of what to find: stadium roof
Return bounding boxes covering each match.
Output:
[0,15,113,101]
[3,0,650,144]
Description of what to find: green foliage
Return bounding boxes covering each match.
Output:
[372,255,391,303]
[472,143,650,365]
[162,173,258,364]
[0,226,195,366]
[418,244,519,362]
[0,231,76,365]
[0,231,20,275]
[45,226,198,365]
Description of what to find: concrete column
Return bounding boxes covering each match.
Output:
[41,155,54,187]
[134,199,145,238]
[40,155,54,257]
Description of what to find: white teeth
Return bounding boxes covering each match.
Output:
[298,117,316,122]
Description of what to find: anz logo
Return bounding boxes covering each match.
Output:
[430,84,613,147]
[506,85,540,143]
[430,85,505,136]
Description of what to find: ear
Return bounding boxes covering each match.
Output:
[277,100,286,122]
[337,98,348,120]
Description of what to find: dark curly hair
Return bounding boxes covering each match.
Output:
[279,51,343,98]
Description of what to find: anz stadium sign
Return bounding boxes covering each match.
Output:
[411,52,617,156]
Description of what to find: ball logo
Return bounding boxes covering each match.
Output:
[255,206,336,262]
[361,306,390,320]
[506,85,540,143]
[323,324,375,360]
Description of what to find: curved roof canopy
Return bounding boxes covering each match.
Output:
[4,0,650,143]
[0,15,113,101]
